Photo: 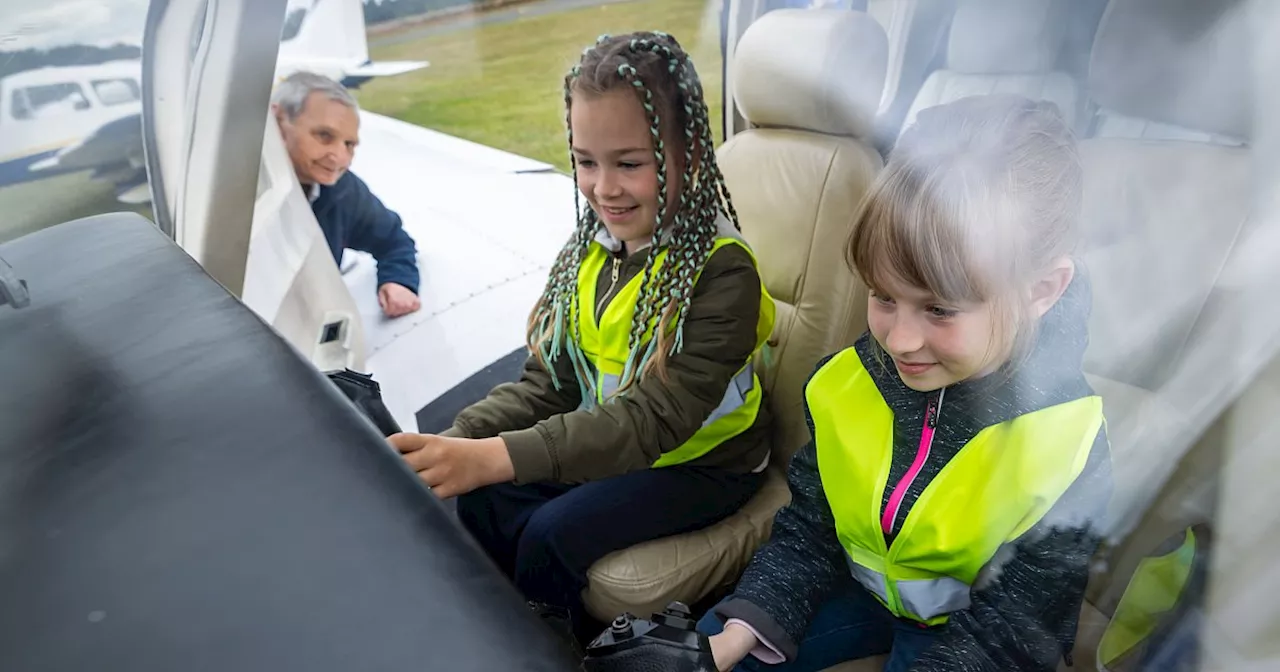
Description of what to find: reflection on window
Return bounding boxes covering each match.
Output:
[12,83,91,120]
[92,79,141,107]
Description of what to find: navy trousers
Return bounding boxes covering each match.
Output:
[456,465,764,641]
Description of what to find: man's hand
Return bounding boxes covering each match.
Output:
[709,622,759,671]
[378,282,421,318]
[389,434,515,498]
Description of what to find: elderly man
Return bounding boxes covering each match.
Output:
[271,71,421,318]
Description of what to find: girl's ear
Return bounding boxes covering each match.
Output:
[1029,256,1075,319]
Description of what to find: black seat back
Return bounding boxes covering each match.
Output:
[0,214,576,671]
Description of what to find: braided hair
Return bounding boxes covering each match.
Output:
[527,31,740,402]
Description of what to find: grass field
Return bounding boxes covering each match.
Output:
[0,172,152,245]
[0,0,720,241]
[358,0,724,173]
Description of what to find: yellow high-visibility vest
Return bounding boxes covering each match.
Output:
[807,347,1104,624]
[573,224,775,467]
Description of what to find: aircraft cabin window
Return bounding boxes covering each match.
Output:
[91,78,141,106]
[11,83,91,120]
[0,0,153,245]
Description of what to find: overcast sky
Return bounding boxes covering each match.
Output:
[0,0,150,50]
[0,0,374,51]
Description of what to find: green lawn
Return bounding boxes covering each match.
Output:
[358,0,724,173]
[0,172,152,245]
[0,0,721,243]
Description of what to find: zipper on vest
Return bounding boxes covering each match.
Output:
[595,256,622,321]
[881,387,945,536]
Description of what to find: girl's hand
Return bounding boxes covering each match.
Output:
[709,622,759,671]
[389,434,515,498]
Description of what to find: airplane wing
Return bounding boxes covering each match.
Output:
[278,0,428,87]
[28,113,148,202]
[341,59,430,78]
[343,110,578,432]
[29,113,143,174]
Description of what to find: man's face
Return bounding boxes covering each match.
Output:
[276,92,359,186]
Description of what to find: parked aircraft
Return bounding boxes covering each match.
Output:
[0,0,426,203]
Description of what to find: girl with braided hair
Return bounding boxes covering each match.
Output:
[391,31,776,644]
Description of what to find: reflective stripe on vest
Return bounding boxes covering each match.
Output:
[846,550,971,620]
[572,225,775,468]
[807,347,1104,624]
[583,365,757,430]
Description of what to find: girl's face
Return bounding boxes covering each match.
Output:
[570,89,667,254]
[866,260,1075,392]
[867,271,1006,392]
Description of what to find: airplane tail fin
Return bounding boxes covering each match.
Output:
[276,0,427,87]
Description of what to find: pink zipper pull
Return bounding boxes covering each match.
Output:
[881,388,945,536]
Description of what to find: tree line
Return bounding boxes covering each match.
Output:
[0,43,141,81]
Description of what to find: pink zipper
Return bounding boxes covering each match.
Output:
[881,388,945,536]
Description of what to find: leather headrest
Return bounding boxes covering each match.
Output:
[732,9,887,138]
[1089,0,1250,140]
[947,0,1069,73]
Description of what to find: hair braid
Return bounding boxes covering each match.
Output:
[616,36,707,386]
[619,35,719,377]
[629,35,730,365]
[613,59,672,387]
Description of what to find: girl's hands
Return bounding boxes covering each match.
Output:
[390,434,515,498]
[709,622,759,671]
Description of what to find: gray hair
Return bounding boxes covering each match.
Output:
[271,71,359,121]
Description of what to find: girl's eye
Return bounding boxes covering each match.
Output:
[927,305,959,319]
[619,162,641,170]
[577,159,595,168]
[871,292,894,306]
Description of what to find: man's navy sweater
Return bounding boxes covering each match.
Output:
[311,170,419,294]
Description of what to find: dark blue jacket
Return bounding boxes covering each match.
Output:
[311,171,419,294]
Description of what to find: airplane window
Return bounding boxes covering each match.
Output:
[349,1,1273,669]
[0,0,152,244]
[11,82,91,120]
[0,1,1274,669]
[91,78,141,106]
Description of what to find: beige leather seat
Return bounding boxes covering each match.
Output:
[581,8,887,623]
[1069,0,1255,664]
[901,0,1085,134]
[1059,0,1258,667]
[1075,0,1250,547]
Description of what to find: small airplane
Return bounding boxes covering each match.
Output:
[0,59,143,191]
[0,0,427,203]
